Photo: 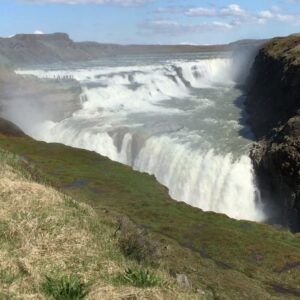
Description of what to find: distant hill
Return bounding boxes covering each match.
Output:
[0,32,266,66]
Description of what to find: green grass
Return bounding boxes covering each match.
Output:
[115,269,162,288]
[0,134,300,299]
[41,276,88,300]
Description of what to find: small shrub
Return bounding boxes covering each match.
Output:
[116,217,162,265]
[116,268,162,288]
[41,275,88,300]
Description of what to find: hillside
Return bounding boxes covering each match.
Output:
[0,144,199,299]
[0,116,299,299]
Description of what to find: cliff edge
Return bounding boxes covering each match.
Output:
[246,35,300,231]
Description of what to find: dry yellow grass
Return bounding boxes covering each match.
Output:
[0,151,203,299]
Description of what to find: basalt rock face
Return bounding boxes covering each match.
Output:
[246,36,300,138]
[246,35,300,231]
[251,116,300,231]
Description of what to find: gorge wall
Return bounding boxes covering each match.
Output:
[246,35,300,232]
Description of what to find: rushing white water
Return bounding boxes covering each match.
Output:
[16,53,265,222]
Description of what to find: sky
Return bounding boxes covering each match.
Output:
[1,0,300,44]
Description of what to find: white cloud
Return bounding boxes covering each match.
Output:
[141,19,187,35]
[220,4,246,17]
[258,10,274,19]
[157,4,246,18]
[210,21,233,30]
[141,18,233,35]
[155,6,188,14]
[184,7,216,17]
[151,2,300,35]
[276,13,295,22]
[271,6,281,13]
[256,18,267,25]
[34,30,44,34]
[257,9,296,24]
[23,0,152,6]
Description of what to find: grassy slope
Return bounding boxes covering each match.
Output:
[0,148,201,299]
[0,134,299,299]
[262,35,300,64]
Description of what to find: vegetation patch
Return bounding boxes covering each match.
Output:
[115,268,162,288]
[116,217,162,265]
[41,275,89,300]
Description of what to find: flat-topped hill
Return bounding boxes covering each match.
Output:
[0,33,265,66]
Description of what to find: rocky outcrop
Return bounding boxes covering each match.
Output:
[251,116,300,230]
[245,35,300,231]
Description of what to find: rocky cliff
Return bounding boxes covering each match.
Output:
[246,35,300,232]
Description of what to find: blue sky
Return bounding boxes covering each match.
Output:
[1,0,300,44]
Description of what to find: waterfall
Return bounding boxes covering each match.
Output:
[15,55,266,222]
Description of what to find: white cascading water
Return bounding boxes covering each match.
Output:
[16,54,266,222]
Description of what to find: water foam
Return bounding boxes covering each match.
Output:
[16,56,266,222]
